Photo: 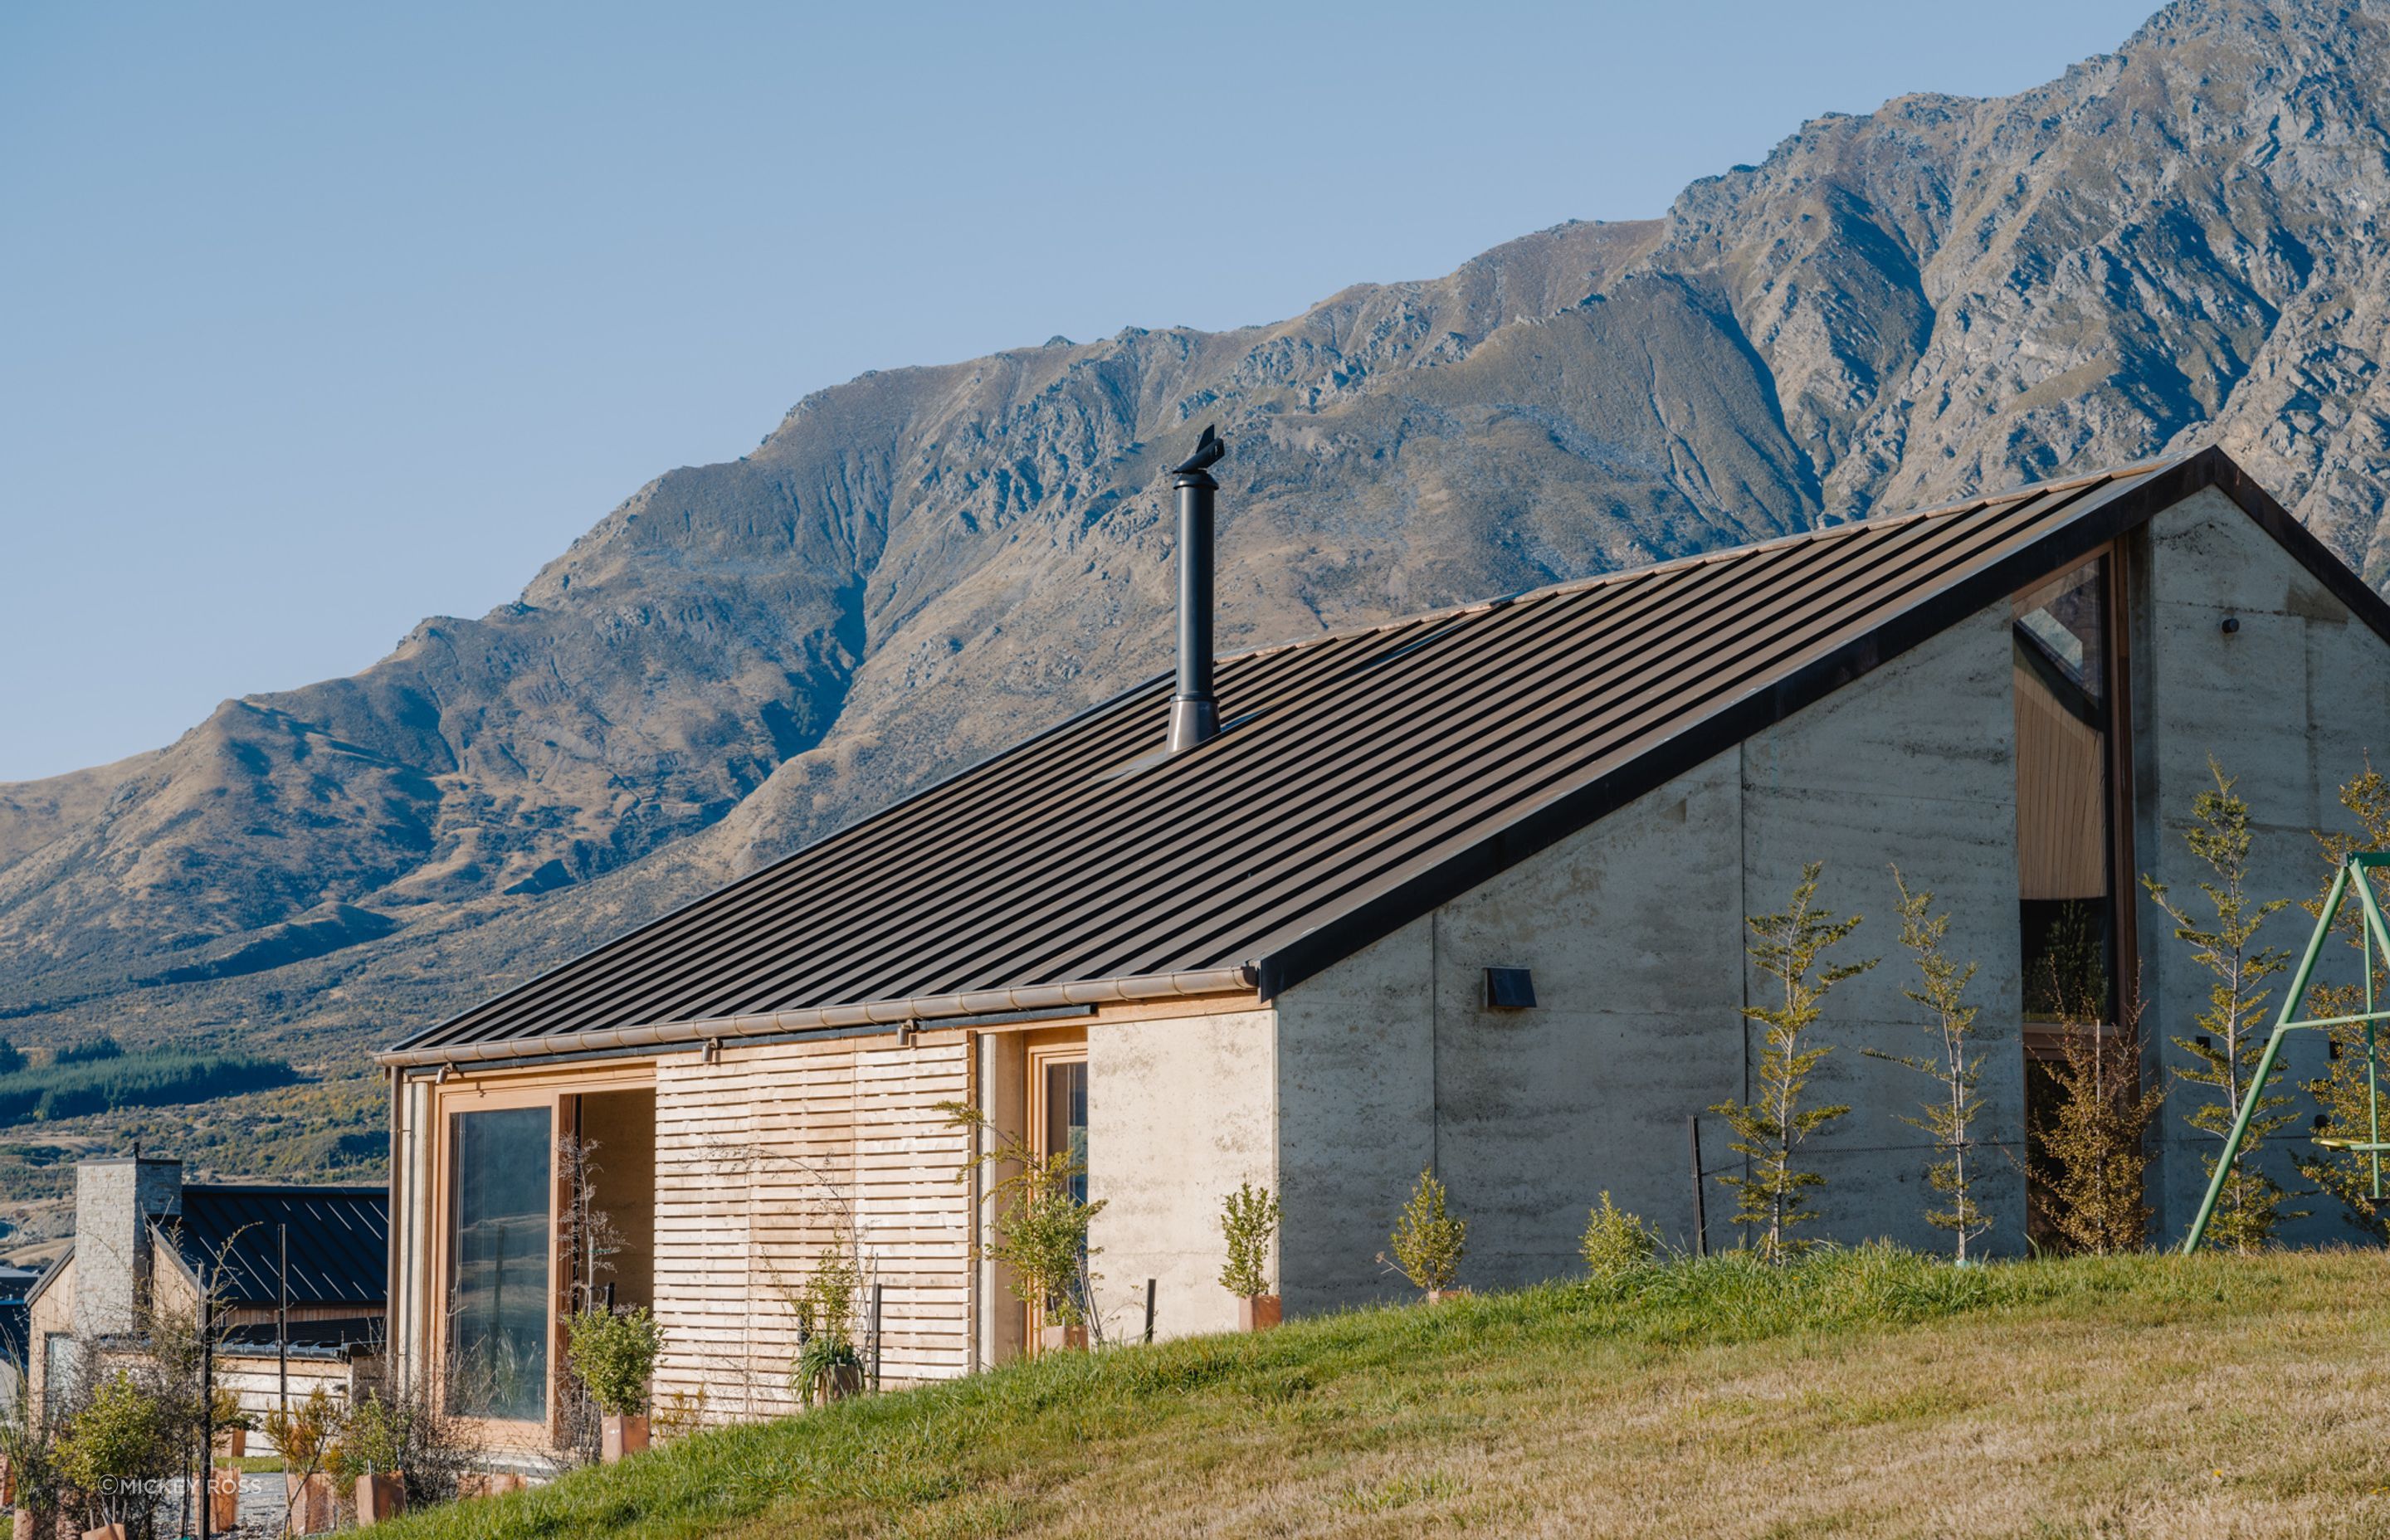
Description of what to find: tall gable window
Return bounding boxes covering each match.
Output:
[2015,556,2119,1025]
[2015,553,2137,1246]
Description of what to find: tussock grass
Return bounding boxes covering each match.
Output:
[379,1245,2390,1539]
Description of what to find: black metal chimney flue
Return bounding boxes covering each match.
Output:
[1166,424,1227,753]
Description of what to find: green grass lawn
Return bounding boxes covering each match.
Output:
[379,1245,2390,1539]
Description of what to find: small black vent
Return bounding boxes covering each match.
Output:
[1485,967,1536,1009]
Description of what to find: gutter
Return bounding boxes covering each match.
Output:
[374,963,1260,1070]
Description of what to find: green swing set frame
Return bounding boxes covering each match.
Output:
[2180,850,2390,1253]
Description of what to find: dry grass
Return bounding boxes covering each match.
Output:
[383,1248,2390,1540]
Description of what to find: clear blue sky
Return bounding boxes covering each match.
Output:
[0,0,2162,782]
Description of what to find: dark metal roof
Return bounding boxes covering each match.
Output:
[217,1316,381,1359]
[158,1184,388,1309]
[391,447,2384,1059]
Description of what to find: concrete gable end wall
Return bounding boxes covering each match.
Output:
[1275,590,2029,1305]
[2135,485,2390,1245]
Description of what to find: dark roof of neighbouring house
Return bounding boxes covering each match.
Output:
[388,447,2390,1060]
[155,1184,388,1309]
[217,1315,382,1359]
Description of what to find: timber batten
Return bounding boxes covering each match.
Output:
[650,1034,974,1418]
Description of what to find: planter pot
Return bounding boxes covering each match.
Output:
[1036,1323,1087,1354]
[1237,1294,1282,1332]
[213,1426,247,1459]
[207,1467,242,1533]
[285,1470,337,1535]
[812,1364,865,1406]
[355,1471,406,1525]
[602,1412,651,1462]
[79,1526,124,1540]
[1423,1286,1469,1305]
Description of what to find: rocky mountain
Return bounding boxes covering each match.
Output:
[4,0,2390,1177]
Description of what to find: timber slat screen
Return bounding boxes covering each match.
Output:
[651,1036,972,1418]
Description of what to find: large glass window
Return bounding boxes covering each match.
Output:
[448,1105,552,1421]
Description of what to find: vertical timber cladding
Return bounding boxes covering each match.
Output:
[651,1031,973,1420]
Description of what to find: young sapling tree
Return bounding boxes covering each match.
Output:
[1866,868,1991,1260]
[2298,760,2390,1240]
[942,1102,1105,1343]
[2144,758,2300,1251]
[1712,862,1878,1264]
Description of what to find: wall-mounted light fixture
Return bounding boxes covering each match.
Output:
[1485,967,1537,1009]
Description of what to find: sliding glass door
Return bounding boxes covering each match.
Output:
[448,1104,553,1421]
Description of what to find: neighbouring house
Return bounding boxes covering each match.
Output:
[0,1263,36,1414]
[379,446,2390,1445]
[26,1155,388,1445]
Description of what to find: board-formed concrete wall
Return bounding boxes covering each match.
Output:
[1276,592,2032,1308]
[2134,486,2390,1246]
[1087,1007,1275,1342]
[1737,601,2028,1258]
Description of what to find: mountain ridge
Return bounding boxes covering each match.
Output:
[5,0,2390,1187]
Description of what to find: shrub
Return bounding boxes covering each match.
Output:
[651,1386,708,1443]
[333,1395,404,1479]
[1382,1168,1466,1295]
[2036,997,2167,1254]
[942,1103,1104,1329]
[1217,1182,1281,1299]
[0,1394,61,1515]
[208,1382,251,1432]
[57,1372,167,1526]
[263,1385,342,1475]
[1580,1192,1661,1281]
[780,1245,863,1406]
[565,1306,664,1417]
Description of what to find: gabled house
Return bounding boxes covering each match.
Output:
[27,1155,388,1442]
[379,446,2390,1440]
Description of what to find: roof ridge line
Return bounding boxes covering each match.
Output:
[1219,454,2183,665]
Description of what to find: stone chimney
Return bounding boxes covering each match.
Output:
[73,1152,183,1337]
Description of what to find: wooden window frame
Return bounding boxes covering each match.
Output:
[1020,1036,1087,1352]
[427,1064,656,1446]
[1025,1040,1089,1165]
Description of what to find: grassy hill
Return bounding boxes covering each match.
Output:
[381,1246,2390,1540]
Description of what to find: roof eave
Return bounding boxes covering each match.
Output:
[376,962,1261,1070]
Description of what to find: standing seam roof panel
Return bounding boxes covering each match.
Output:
[393,455,2319,1055]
